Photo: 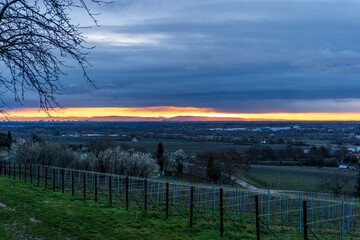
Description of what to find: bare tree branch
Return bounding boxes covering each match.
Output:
[0,0,110,113]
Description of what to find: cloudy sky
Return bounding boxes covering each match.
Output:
[3,0,360,117]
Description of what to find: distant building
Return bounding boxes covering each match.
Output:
[345,145,360,153]
[339,164,348,169]
[331,145,342,152]
[131,137,138,142]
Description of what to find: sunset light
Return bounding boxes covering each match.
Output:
[4,107,360,121]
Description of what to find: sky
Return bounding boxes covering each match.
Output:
[2,0,360,120]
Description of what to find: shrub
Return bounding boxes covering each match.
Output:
[7,140,76,167]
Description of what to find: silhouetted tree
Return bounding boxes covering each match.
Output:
[0,132,11,149]
[157,142,165,172]
[7,131,12,144]
[220,148,250,184]
[87,138,113,156]
[320,171,353,196]
[31,134,43,143]
[204,152,221,182]
[0,0,108,111]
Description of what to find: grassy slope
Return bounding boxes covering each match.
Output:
[0,176,254,240]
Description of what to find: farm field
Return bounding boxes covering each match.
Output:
[113,139,305,154]
[36,135,310,154]
[236,165,357,194]
[0,176,252,240]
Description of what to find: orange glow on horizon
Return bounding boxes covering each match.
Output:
[3,106,360,121]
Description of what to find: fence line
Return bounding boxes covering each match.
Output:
[0,161,359,239]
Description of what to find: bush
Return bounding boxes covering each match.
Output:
[7,140,76,167]
[94,147,159,177]
[3,140,159,178]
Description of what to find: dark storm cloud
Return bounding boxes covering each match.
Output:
[3,0,360,112]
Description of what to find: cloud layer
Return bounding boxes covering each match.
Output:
[2,0,360,113]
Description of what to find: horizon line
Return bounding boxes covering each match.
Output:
[3,107,360,121]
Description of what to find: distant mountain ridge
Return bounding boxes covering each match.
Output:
[0,115,253,122]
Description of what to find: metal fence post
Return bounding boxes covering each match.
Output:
[220,188,224,237]
[190,186,194,228]
[166,182,169,219]
[303,201,308,240]
[255,195,260,240]
[13,163,15,180]
[341,200,344,240]
[8,162,10,179]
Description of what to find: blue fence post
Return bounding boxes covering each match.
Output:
[279,194,282,220]
[286,194,289,222]
[236,188,239,221]
[156,181,159,207]
[299,193,302,233]
[205,188,208,209]
[117,176,120,193]
[341,200,344,240]
[267,189,270,226]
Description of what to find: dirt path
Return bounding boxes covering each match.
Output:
[230,175,302,194]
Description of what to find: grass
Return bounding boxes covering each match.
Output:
[236,165,357,194]
[0,175,254,240]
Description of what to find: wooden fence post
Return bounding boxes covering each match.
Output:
[166,182,169,219]
[220,188,224,237]
[83,172,86,199]
[126,176,129,210]
[71,170,74,196]
[18,164,21,180]
[109,175,112,205]
[190,186,194,228]
[144,179,147,211]
[24,164,27,183]
[37,165,40,186]
[61,169,64,193]
[53,169,56,192]
[255,195,260,240]
[45,167,48,187]
[30,164,33,184]
[95,174,98,203]
[303,201,308,240]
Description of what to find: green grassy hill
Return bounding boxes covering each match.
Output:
[0,176,253,240]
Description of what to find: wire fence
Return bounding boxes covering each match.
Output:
[0,161,359,239]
